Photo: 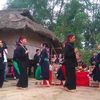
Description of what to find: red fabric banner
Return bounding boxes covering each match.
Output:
[76,72,89,86]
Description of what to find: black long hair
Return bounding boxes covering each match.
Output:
[42,41,49,48]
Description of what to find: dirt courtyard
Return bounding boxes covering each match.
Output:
[0,78,100,100]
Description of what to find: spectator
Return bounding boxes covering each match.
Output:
[2,41,8,82]
[88,52,97,78]
[33,49,40,78]
[51,54,60,85]
[57,53,63,65]
[76,52,86,71]
[90,52,97,66]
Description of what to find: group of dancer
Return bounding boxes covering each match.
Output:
[13,37,51,89]
[0,34,100,92]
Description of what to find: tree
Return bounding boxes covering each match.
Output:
[84,2,100,49]
[55,0,88,47]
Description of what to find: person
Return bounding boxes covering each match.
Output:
[39,42,50,86]
[33,49,40,78]
[57,53,63,65]
[16,37,29,90]
[88,52,97,78]
[93,44,100,89]
[63,34,78,92]
[13,41,20,79]
[56,61,67,85]
[2,41,8,82]
[51,54,58,64]
[90,52,97,66]
[76,52,86,71]
[0,40,4,88]
[51,54,60,85]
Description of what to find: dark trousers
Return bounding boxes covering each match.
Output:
[64,65,76,90]
[0,69,4,88]
[17,67,28,88]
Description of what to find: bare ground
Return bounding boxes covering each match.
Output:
[0,78,100,100]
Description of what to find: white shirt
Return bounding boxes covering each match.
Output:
[3,49,8,62]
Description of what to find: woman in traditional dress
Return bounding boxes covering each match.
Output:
[63,34,78,92]
[93,44,100,89]
[40,42,50,86]
[13,41,20,79]
[16,37,29,89]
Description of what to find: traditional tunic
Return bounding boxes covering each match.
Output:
[93,52,100,82]
[16,45,29,88]
[13,48,20,78]
[40,49,49,80]
[0,47,4,88]
[64,42,78,90]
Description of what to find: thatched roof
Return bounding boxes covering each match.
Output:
[0,8,58,41]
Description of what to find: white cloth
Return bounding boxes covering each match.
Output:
[3,49,8,62]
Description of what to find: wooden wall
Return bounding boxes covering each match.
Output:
[0,29,50,59]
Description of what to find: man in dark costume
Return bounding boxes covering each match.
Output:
[33,49,40,78]
[0,40,4,88]
[63,34,78,92]
[16,37,29,89]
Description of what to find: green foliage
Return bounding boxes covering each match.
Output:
[54,0,88,48]
[79,49,92,67]
[83,2,100,49]
[96,33,100,45]
[7,0,31,8]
